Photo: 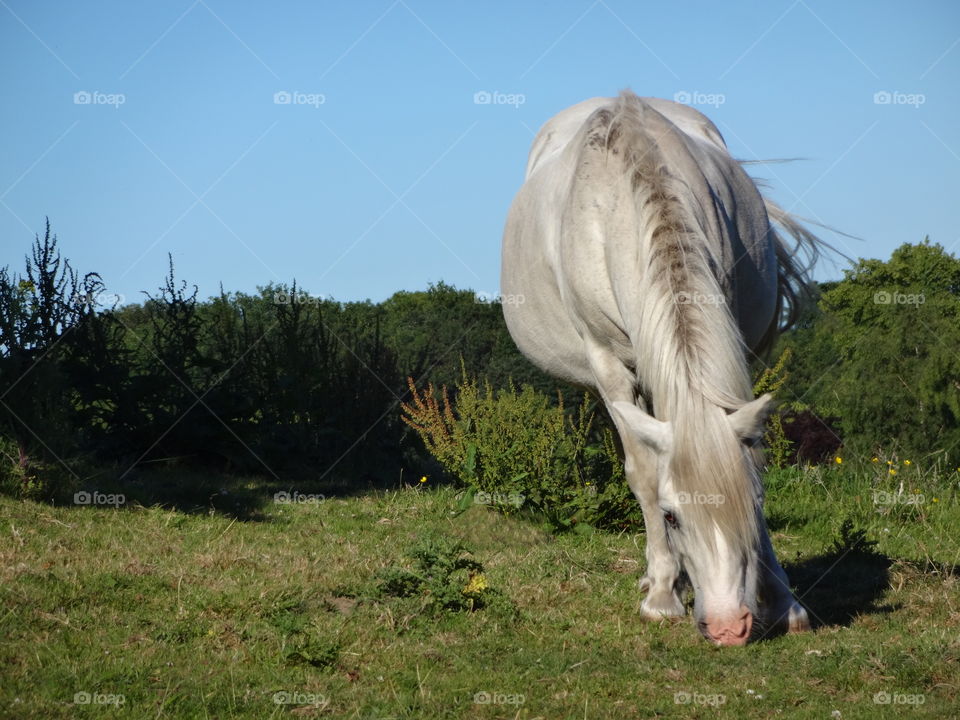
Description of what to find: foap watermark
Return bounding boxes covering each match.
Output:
[873,491,925,507]
[474,290,525,306]
[274,491,325,505]
[676,290,725,306]
[873,290,924,306]
[273,290,323,305]
[74,491,125,508]
[273,90,325,108]
[74,90,126,108]
[473,691,525,706]
[73,691,125,706]
[673,90,725,108]
[473,90,525,108]
[873,90,925,108]
[677,491,725,506]
[272,690,327,706]
[72,290,126,309]
[674,691,726,706]
[474,490,525,508]
[873,691,925,705]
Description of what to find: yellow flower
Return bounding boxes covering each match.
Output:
[889,469,897,476]
[871,457,879,463]
[904,460,912,466]
[835,457,843,465]
[419,476,428,484]
[462,572,488,595]
[887,460,894,466]
[933,497,939,503]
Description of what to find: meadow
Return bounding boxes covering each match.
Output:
[2,460,958,719]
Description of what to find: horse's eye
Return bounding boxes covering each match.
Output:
[663,511,679,530]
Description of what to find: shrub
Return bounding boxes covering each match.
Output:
[752,349,845,467]
[401,371,639,532]
[0,221,105,497]
[753,349,795,468]
[780,408,843,465]
[376,536,492,612]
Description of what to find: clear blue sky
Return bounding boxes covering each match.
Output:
[1,0,958,305]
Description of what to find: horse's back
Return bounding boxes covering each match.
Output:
[524,96,728,179]
[501,94,778,387]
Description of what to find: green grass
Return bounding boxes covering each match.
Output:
[1,463,958,718]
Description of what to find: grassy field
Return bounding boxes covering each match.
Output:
[1,462,959,719]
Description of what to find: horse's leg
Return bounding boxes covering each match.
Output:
[584,340,684,618]
[626,440,686,618]
[757,528,810,634]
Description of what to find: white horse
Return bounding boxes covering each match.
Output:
[501,91,815,646]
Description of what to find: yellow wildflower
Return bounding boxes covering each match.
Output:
[419,476,428,484]
[462,572,488,595]
[871,457,879,463]
[835,457,843,465]
[889,469,897,476]
[904,460,912,466]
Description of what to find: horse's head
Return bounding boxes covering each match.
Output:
[612,394,774,646]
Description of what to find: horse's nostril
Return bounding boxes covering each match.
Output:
[703,607,753,646]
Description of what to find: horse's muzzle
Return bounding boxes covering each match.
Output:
[701,606,753,646]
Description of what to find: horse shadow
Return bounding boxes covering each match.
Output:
[776,520,898,630]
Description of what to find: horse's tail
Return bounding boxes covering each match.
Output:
[764,199,823,328]
[737,193,829,357]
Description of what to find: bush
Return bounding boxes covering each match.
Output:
[376,535,492,612]
[751,349,844,467]
[401,371,640,532]
[0,221,106,497]
[780,409,843,465]
[752,349,795,468]
[779,240,960,466]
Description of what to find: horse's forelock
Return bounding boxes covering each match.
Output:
[668,400,762,558]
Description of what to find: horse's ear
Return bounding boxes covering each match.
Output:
[728,393,775,443]
[611,401,671,454]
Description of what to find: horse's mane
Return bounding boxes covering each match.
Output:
[579,91,822,555]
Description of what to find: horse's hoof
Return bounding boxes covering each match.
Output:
[787,604,811,633]
[640,592,686,619]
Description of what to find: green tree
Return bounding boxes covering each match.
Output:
[380,281,556,395]
[781,239,960,463]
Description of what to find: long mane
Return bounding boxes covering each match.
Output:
[577,91,820,554]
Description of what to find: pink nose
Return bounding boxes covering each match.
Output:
[704,606,753,646]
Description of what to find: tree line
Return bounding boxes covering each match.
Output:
[0,221,554,496]
[1,221,958,499]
